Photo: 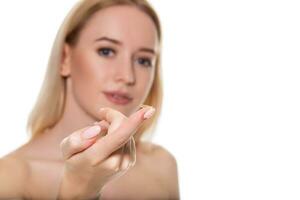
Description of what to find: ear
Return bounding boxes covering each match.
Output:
[60,43,72,77]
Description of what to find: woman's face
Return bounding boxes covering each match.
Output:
[61,5,159,118]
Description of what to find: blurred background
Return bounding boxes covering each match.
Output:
[0,0,299,199]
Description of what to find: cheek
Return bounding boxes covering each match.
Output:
[72,56,94,92]
[70,53,109,101]
[135,68,155,98]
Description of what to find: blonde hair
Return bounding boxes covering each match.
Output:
[26,0,163,142]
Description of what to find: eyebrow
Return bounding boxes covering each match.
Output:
[95,36,156,55]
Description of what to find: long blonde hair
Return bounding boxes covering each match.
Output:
[26,0,163,142]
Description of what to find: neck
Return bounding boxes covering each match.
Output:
[51,79,95,141]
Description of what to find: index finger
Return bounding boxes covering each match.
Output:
[84,106,155,165]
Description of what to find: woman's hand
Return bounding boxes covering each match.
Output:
[56,105,155,199]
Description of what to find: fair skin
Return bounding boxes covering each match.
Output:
[0,5,179,200]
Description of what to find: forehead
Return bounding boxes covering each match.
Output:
[79,5,159,50]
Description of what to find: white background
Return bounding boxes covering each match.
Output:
[0,0,299,199]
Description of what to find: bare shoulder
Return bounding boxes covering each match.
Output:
[0,155,31,198]
[138,141,180,199]
[139,141,177,167]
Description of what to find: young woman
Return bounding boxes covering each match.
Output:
[0,0,179,199]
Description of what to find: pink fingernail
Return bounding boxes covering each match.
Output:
[81,125,101,139]
[143,108,156,119]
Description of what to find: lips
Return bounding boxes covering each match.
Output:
[103,91,133,105]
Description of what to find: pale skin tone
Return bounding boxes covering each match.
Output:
[0,5,179,200]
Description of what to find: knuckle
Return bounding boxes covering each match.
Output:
[86,151,105,167]
[112,110,126,121]
[68,136,81,149]
[98,120,110,129]
[87,156,101,167]
[59,137,68,149]
[103,155,122,171]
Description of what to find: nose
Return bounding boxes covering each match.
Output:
[114,56,136,85]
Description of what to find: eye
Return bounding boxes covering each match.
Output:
[137,57,153,67]
[97,47,115,57]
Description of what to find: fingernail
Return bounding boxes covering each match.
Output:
[81,125,101,139]
[143,107,156,119]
